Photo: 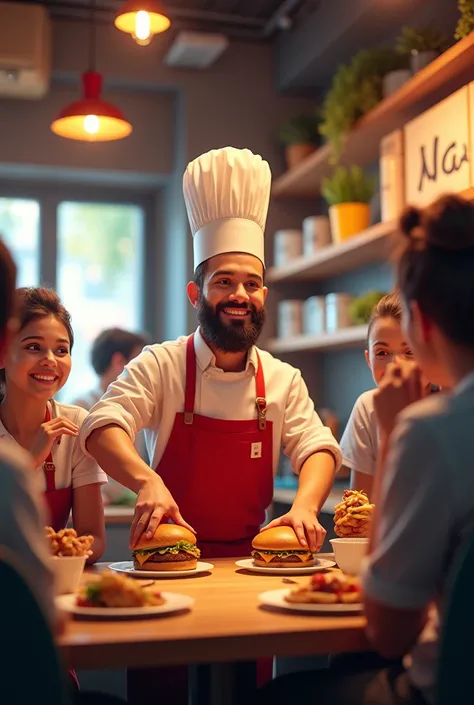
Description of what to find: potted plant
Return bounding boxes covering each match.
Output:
[319,48,409,162]
[279,114,320,169]
[321,165,376,244]
[395,25,450,73]
[349,291,386,325]
[455,0,474,40]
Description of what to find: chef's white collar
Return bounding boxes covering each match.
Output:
[194,327,258,373]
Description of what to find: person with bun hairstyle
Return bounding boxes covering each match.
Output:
[257,193,474,705]
[0,288,106,564]
[340,292,432,500]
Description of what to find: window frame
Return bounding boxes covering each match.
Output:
[0,182,157,337]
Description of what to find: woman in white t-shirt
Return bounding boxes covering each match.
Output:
[0,287,106,564]
[340,292,431,499]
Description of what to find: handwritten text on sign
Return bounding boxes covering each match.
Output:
[404,86,471,207]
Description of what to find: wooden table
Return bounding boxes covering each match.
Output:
[58,557,368,670]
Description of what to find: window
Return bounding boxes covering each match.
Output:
[0,198,40,286]
[57,201,144,403]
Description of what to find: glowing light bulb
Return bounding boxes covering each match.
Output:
[84,114,100,135]
[133,10,152,45]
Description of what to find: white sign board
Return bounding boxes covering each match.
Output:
[404,86,470,207]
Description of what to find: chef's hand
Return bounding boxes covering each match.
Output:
[30,417,79,467]
[261,507,325,553]
[130,473,195,548]
[374,359,423,439]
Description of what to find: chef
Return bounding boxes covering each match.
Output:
[80,146,341,556]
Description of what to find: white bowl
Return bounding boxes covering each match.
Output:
[50,555,86,595]
[330,538,369,575]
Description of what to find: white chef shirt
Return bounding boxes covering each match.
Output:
[0,400,107,491]
[0,440,55,628]
[80,328,341,475]
[340,389,378,476]
[362,372,474,704]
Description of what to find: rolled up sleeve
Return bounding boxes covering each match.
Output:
[80,348,162,458]
[282,369,342,474]
[363,417,450,609]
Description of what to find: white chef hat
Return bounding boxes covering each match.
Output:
[183,147,271,270]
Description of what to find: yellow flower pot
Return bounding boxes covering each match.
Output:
[329,202,371,244]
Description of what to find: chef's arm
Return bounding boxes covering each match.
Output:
[86,424,159,493]
[86,424,195,546]
[292,450,335,513]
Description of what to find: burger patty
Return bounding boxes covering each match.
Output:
[252,551,308,564]
[141,551,194,563]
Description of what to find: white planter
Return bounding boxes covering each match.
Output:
[278,300,303,339]
[410,50,437,74]
[383,69,412,98]
[274,229,302,267]
[302,216,331,256]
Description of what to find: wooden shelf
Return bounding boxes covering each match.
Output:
[273,34,474,198]
[266,325,367,354]
[267,220,395,283]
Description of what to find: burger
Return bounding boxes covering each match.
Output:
[251,526,315,568]
[132,524,200,572]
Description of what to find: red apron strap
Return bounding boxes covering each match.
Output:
[254,350,267,431]
[184,335,196,425]
[42,404,56,491]
[185,336,268,431]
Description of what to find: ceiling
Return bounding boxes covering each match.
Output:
[13,0,319,39]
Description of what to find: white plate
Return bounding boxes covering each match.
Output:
[258,588,362,614]
[108,560,214,578]
[57,592,194,619]
[235,558,335,575]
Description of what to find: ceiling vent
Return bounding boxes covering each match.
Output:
[165,31,229,69]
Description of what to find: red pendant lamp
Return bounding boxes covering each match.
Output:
[114,0,170,46]
[51,0,132,142]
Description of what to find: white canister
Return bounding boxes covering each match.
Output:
[274,230,303,268]
[303,296,326,336]
[325,293,353,332]
[302,216,331,257]
[278,300,303,339]
[380,129,405,222]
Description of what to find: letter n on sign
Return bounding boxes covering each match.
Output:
[404,86,471,207]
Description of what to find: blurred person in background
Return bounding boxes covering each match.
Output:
[73,327,149,506]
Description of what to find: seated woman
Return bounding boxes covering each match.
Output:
[0,244,125,703]
[257,193,474,705]
[0,287,106,563]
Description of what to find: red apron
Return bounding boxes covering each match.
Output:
[42,406,73,532]
[156,333,274,555]
[129,334,275,702]
[42,407,78,691]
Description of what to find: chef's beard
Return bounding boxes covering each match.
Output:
[197,296,266,353]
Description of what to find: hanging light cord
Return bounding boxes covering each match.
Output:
[88,0,96,71]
